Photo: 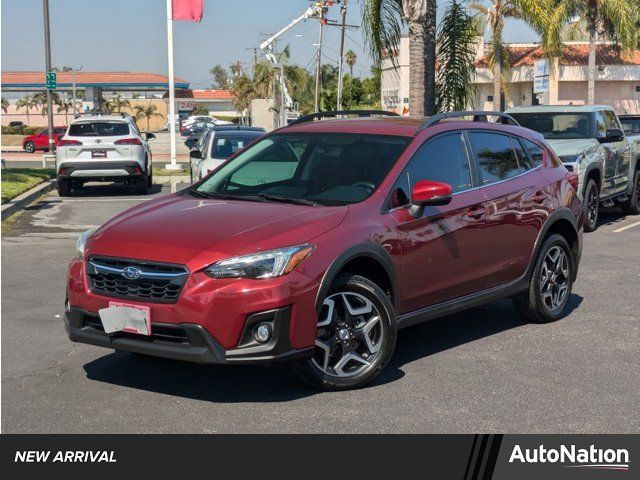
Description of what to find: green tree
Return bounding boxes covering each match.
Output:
[103,95,131,113]
[210,64,229,89]
[134,103,163,131]
[362,0,437,116]
[1,97,8,113]
[16,94,38,123]
[435,1,483,112]
[345,50,357,76]
[56,98,74,124]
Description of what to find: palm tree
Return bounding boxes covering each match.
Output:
[345,50,357,76]
[16,95,38,123]
[57,98,74,124]
[134,103,163,131]
[435,1,484,112]
[362,0,437,117]
[1,97,8,113]
[571,0,638,104]
[103,95,131,113]
[33,91,61,116]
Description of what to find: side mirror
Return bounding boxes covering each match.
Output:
[409,180,453,217]
[145,132,156,141]
[602,128,624,143]
[185,139,196,149]
[189,150,202,160]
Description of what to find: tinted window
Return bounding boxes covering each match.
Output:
[197,133,410,206]
[510,112,591,139]
[211,134,262,159]
[68,122,130,136]
[620,117,640,134]
[521,139,544,169]
[469,132,522,184]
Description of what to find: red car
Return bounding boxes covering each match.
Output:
[65,110,583,390]
[23,127,67,153]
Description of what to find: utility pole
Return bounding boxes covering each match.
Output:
[42,0,54,152]
[336,0,348,110]
[314,7,326,113]
[71,66,82,117]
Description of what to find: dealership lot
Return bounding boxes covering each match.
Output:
[1,183,639,433]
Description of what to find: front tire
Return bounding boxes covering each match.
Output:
[583,179,599,232]
[620,170,640,215]
[513,234,574,324]
[24,141,35,153]
[290,274,397,391]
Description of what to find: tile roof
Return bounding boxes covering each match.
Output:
[475,44,640,68]
[1,71,189,87]
[162,89,234,100]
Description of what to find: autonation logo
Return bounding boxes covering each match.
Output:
[509,444,630,471]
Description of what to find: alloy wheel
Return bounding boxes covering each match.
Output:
[539,246,570,312]
[586,186,598,224]
[312,291,384,378]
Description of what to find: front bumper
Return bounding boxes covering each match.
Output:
[65,306,313,365]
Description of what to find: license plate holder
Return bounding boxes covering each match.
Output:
[98,302,151,336]
[91,150,107,158]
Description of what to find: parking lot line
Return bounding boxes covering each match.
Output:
[612,221,640,233]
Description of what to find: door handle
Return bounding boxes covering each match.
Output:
[467,207,485,219]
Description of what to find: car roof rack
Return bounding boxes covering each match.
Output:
[288,110,399,126]
[73,110,131,119]
[416,110,519,132]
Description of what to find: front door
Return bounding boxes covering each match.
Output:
[389,131,487,313]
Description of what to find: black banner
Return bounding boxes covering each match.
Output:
[0,435,637,478]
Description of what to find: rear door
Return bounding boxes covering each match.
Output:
[466,130,546,289]
[66,121,132,162]
[390,131,488,311]
[602,109,631,193]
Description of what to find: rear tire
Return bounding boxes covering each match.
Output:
[135,178,149,195]
[620,170,640,215]
[24,141,35,153]
[57,179,71,197]
[512,234,574,324]
[290,274,397,391]
[583,179,599,232]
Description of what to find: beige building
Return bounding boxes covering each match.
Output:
[381,39,640,115]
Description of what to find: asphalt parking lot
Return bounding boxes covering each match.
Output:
[2,182,639,433]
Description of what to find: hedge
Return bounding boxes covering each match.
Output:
[1,125,43,135]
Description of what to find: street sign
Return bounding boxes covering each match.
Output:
[45,71,56,90]
[533,59,549,94]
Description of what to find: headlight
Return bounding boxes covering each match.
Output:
[75,228,96,260]
[205,244,315,279]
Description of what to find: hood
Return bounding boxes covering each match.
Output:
[545,138,599,158]
[86,193,347,270]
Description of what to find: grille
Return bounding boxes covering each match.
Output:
[83,316,190,343]
[87,256,189,304]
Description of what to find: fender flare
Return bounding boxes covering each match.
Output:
[582,162,602,191]
[314,242,397,314]
[526,208,580,281]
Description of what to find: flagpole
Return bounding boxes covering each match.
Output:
[165,0,180,170]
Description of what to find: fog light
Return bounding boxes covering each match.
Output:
[254,323,271,343]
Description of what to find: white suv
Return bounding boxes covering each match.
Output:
[55,113,154,196]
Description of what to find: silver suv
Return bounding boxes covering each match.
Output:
[55,113,155,196]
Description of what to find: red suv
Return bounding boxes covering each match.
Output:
[22,127,67,153]
[65,111,583,390]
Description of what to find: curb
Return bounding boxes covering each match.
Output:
[1,179,56,221]
[154,176,190,184]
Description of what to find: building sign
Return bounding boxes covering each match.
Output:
[534,59,549,94]
[382,90,400,110]
[178,102,197,110]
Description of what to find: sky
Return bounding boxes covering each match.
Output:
[1,0,539,87]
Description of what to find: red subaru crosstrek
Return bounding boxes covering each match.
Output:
[65,110,583,390]
[23,126,67,152]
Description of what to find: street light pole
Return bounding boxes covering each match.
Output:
[336,0,348,110]
[314,8,325,113]
[42,0,54,152]
[72,66,82,118]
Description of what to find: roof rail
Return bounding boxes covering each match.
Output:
[73,110,130,119]
[417,110,520,132]
[288,110,399,126]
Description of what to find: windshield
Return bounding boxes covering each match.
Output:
[211,134,261,159]
[620,117,640,135]
[195,133,411,206]
[68,122,130,137]
[510,112,591,139]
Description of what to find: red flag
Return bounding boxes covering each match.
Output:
[172,0,204,22]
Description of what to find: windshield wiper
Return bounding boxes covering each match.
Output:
[256,194,319,206]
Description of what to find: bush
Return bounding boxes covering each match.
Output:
[1,125,42,135]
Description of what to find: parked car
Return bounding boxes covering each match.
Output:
[65,110,583,390]
[619,115,640,138]
[507,105,640,231]
[180,120,217,138]
[22,127,67,153]
[55,113,155,196]
[180,115,232,132]
[190,126,265,182]
[9,121,25,128]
